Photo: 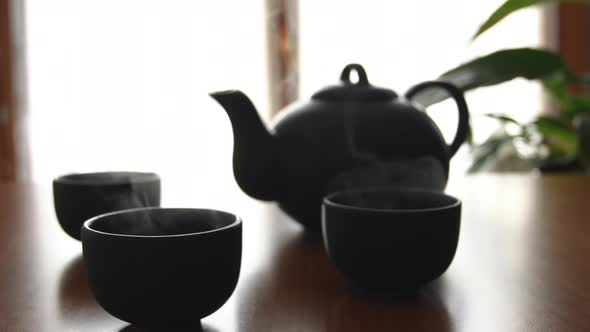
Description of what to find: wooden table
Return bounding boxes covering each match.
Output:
[1,175,590,331]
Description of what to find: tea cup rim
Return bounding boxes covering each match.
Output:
[54,171,160,186]
[83,207,241,239]
[323,187,461,214]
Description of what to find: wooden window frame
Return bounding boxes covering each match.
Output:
[559,3,590,74]
[0,0,16,180]
[558,2,590,96]
[0,0,26,181]
[266,0,299,115]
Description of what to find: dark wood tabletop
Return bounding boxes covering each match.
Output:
[1,175,590,331]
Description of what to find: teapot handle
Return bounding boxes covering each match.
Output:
[405,81,470,157]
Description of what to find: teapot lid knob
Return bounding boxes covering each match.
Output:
[311,63,398,102]
[340,64,369,85]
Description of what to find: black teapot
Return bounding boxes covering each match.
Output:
[210,64,469,231]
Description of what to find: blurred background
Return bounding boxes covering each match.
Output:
[1,1,588,193]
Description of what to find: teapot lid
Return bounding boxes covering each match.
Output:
[311,64,398,102]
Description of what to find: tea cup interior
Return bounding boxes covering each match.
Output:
[56,171,159,185]
[86,208,239,237]
[324,189,459,211]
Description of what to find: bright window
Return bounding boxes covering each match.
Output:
[26,1,546,187]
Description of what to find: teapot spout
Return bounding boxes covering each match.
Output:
[209,90,282,201]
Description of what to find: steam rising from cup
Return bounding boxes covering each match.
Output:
[53,171,161,240]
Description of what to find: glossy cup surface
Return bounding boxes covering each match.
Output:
[322,188,461,293]
[53,171,160,240]
[81,207,242,330]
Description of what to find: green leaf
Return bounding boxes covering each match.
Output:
[571,95,590,112]
[413,48,567,107]
[542,72,574,113]
[577,73,590,88]
[534,115,578,155]
[567,72,590,87]
[466,124,475,147]
[484,113,522,126]
[543,72,590,114]
[473,0,590,40]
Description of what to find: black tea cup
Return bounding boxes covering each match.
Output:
[322,188,461,294]
[53,171,160,240]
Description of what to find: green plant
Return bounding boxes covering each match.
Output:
[414,0,590,172]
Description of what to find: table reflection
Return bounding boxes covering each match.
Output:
[58,255,92,314]
[238,228,452,332]
[118,322,221,332]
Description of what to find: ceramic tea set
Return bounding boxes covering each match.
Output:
[53,64,467,330]
[210,63,468,230]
